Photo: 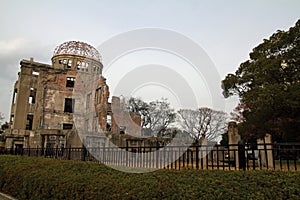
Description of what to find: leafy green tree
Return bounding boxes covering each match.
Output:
[127,97,150,128]
[230,103,249,123]
[222,20,300,142]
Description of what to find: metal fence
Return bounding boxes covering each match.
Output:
[1,143,299,171]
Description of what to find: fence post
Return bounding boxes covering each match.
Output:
[68,145,71,160]
[251,147,256,170]
[55,146,58,159]
[28,146,30,157]
[216,145,219,169]
[35,145,38,157]
[40,145,44,157]
[156,141,159,169]
[196,144,199,170]
[82,146,87,161]
[102,144,106,164]
[238,140,246,170]
[126,141,129,167]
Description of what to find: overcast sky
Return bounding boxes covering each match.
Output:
[0,0,299,120]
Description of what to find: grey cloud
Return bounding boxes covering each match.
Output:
[0,39,55,119]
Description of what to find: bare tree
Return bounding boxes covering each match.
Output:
[177,107,228,143]
[127,98,176,136]
[0,112,4,134]
[148,99,176,136]
[0,112,4,125]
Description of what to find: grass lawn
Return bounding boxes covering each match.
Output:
[0,155,299,200]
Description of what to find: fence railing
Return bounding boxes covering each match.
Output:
[1,143,299,171]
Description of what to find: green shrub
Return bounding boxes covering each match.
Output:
[0,155,299,199]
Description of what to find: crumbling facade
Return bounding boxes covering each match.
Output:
[6,41,110,149]
[5,41,170,152]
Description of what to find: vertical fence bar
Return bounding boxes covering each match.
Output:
[211,149,214,170]
[233,148,236,170]
[182,148,185,169]
[163,147,166,169]
[228,148,231,170]
[206,150,209,170]
[178,147,181,170]
[126,144,129,167]
[68,146,71,160]
[186,149,190,169]
[156,143,159,169]
[252,147,256,170]
[216,145,219,170]
[174,147,176,169]
[272,146,276,170]
[190,149,193,169]
[259,150,262,170]
[36,146,39,157]
[201,148,204,170]
[293,144,297,171]
[222,148,225,170]
[264,142,269,169]
[196,145,199,170]
[28,147,30,157]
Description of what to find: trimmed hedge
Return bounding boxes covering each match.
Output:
[0,155,300,199]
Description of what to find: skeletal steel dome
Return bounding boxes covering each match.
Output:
[53,41,101,62]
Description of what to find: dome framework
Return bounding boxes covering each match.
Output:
[53,41,101,62]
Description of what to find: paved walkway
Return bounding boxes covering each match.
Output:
[0,192,16,200]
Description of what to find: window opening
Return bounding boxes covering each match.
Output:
[63,123,73,130]
[64,98,75,113]
[85,63,89,72]
[32,71,39,76]
[66,77,75,87]
[67,60,72,68]
[29,88,36,104]
[26,115,34,130]
[77,61,81,70]
[13,89,17,104]
[86,93,92,111]
[95,88,101,104]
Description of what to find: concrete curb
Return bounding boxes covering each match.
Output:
[0,192,17,200]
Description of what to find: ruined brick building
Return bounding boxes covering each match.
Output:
[5,41,112,150]
[5,41,171,151]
